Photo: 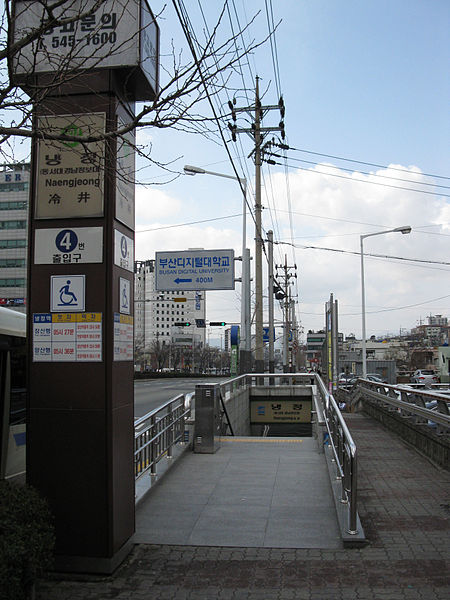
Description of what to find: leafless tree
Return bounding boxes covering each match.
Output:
[0,0,264,174]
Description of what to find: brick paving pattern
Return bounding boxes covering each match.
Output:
[36,413,450,599]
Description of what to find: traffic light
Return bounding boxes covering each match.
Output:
[209,322,226,326]
[174,322,191,327]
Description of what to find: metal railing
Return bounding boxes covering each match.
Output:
[133,373,360,536]
[352,380,450,434]
[218,373,359,536]
[314,375,359,535]
[134,393,193,480]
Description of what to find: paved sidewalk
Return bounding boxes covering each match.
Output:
[36,413,450,599]
[135,437,341,549]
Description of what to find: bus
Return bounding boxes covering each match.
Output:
[0,306,26,481]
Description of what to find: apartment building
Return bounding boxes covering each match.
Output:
[0,163,30,313]
[134,259,206,351]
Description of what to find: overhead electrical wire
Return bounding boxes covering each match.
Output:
[300,294,450,317]
[136,213,243,233]
[267,152,450,190]
[276,240,450,268]
[266,159,450,198]
[172,0,257,229]
[273,143,450,181]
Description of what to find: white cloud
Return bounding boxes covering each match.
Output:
[135,186,182,223]
[133,164,449,338]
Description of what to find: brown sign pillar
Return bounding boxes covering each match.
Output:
[12,0,159,573]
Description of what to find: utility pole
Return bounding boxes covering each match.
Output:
[228,77,286,373]
[254,79,264,372]
[267,230,275,373]
[277,255,297,373]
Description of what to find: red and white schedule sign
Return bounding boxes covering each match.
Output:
[33,313,102,362]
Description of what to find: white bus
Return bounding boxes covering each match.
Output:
[0,306,26,481]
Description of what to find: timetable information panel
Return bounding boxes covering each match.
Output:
[33,313,102,362]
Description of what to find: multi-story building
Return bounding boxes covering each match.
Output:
[411,314,449,346]
[134,259,206,353]
[0,163,30,313]
[305,330,326,369]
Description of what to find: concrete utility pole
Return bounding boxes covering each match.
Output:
[254,78,264,372]
[267,230,275,373]
[228,77,285,373]
[277,255,297,373]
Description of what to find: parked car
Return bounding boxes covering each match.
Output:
[338,372,355,386]
[348,374,386,385]
[410,369,439,384]
[366,373,388,383]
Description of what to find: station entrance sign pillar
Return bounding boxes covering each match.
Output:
[12,0,159,573]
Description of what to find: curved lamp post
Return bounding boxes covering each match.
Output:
[183,165,251,373]
[360,226,411,378]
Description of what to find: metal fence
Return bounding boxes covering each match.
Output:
[219,373,360,536]
[313,374,359,535]
[352,380,450,435]
[134,393,193,480]
[133,373,360,536]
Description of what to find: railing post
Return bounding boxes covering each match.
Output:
[167,402,174,459]
[150,416,157,477]
[348,451,358,534]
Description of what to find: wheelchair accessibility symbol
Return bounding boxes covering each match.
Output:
[51,275,85,312]
[58,280,78,305]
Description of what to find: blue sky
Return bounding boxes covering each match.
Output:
[3,1,448,341]
[134,0,449,341]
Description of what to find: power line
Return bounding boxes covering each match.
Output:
[267,159,450,198]
[267,152,450,190]
[273,143,450,181]
[300,294,450,316]
[277,240,450,267]
[136,213,243,233]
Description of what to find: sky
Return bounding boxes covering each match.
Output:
[133,0,449,343]
[4,1,449,343]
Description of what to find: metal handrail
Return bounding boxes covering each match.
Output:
[313,374,359,535]
[354,380,450,430]
[134,393,191,480]
[217,372,360,535]
[133,373,360,535]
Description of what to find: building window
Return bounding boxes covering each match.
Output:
[0,258,26,268]
[0,278,26,287]
[0,220,27,230]
[0,201,28,210]
[0,182,29,192]
[0,239,27,249]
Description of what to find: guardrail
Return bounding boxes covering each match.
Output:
[218,373,359,536]
[133,373,360,536]
[314,375,359,535]
[352,380,450,434]
[134,393,193,480]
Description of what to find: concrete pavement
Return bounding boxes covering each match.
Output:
[36,412,450,599]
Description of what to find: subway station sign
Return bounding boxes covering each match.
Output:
[250,400,312,424]
[35,113,105,219]
[155,249,235,291]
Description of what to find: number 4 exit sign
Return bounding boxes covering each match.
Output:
[34,227,103,265]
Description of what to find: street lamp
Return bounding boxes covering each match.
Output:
[360,226,412,377]
[183,164,252,373]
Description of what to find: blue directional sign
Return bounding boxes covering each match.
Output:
[155,249,235,291]
[263,327,275,343]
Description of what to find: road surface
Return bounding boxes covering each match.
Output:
[134,376,228,419]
